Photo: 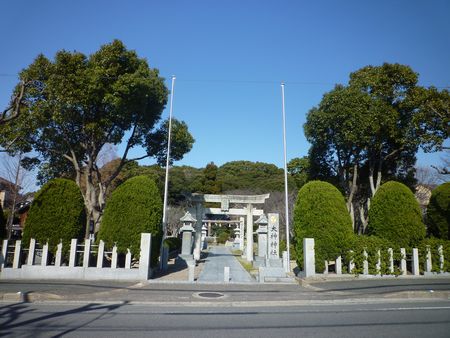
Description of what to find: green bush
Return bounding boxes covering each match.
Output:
[98,176,162,266]
[163,237,182,252]
[22,178,85,254]
[418,237,450,273]
[293,180,353,272]
[343,236,400,275]
[368,181,425,247]
[217,230,230,244]
[427,182,450,239]
[0,202,6,239]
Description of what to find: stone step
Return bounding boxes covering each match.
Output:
[264,276,297,284]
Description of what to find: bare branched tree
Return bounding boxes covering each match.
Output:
[0,152,32,238]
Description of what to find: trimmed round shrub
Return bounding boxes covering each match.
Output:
[427,182,450,239]
[22,178,85,253]
[293,180,354,272]
[367,181,425,247]
[98,176,162,265]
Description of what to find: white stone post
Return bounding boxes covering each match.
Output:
[336,256,342,275]
[111,245,118,269]
[193,202,203,261]
[388,248,394,274]
[412,248,419,276]
[27,238,36,266]
[303,238,315,277]
[323,260,329,274]
[400,248,407,275]
[376,250,381,276]
[0,239,8,269]
[69,238,78,267]
[55,242,62,267]
[83,239,91,268]
[97,240,105,268]
[224,266,230,282]
[363,250,368,275]
[246,204,254,262]
[125,249,132,269]
[348,250,355,274]
[139,233,152,280]
[282,251,289,273]
[13,240,22,269]
[438,245,444,273]
[41,243,49,266]
[239,217,245,251]
[425,246,432,274]
[188,263,195,282]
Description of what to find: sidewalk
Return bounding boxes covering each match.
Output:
[1,277,449,305]
[197,246,254,283]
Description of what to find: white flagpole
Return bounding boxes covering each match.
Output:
[161,75,176,269]
[281,82,290,272]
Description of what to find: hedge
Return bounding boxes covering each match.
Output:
[293,180,353,272]
[427,182,450,239]
[22,178,85,254]
[98,176,162,266]
[367,181,425,247]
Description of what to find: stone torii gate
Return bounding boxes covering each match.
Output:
[188,193,270,262]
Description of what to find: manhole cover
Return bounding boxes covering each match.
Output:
[196,292,225,299]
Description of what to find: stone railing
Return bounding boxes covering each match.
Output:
[0,233,153,281]
[301,238,449,278]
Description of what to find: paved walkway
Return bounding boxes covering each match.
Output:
[197,246,255,283]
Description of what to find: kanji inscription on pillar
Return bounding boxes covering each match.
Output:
[268,213,279,259]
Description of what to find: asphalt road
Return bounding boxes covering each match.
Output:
[1,301,450,337]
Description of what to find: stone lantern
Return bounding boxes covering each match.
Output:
[178,211,196,263]
[255,214,268,264]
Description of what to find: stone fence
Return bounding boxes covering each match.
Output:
[0,233,153,281]
[302,238,449,278]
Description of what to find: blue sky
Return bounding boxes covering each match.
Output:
[1,0,449,175]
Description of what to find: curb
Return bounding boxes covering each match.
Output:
[1,290,449,306]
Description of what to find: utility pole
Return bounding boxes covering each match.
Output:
[281,82,290,272]
[160,75,176,270]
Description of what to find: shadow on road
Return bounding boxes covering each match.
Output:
[0,300,129,337]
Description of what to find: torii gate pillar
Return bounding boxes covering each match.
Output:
[246,204,254,262]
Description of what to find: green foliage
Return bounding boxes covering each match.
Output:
[418,237,450,273]
[368,181,425,247]
[123,164,203,205]
[218,161,295,192]
[0,202,6,240]
[427,182,450,239]
[0,40,194,232]
[279,239,297,262]
[293,181,353,272]
[98,176,162,265]
[163,237,182,252]
[202,162,222,194]
[22,178,85,254]
[303,63,448,233]
[213,226,231,244]
[344,236,400,275]
[287,157,310,190]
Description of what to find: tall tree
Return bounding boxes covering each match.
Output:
[304,63,449,233]
[0,40,195,236]
[202,162,222,194]
[287,156,310,190]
